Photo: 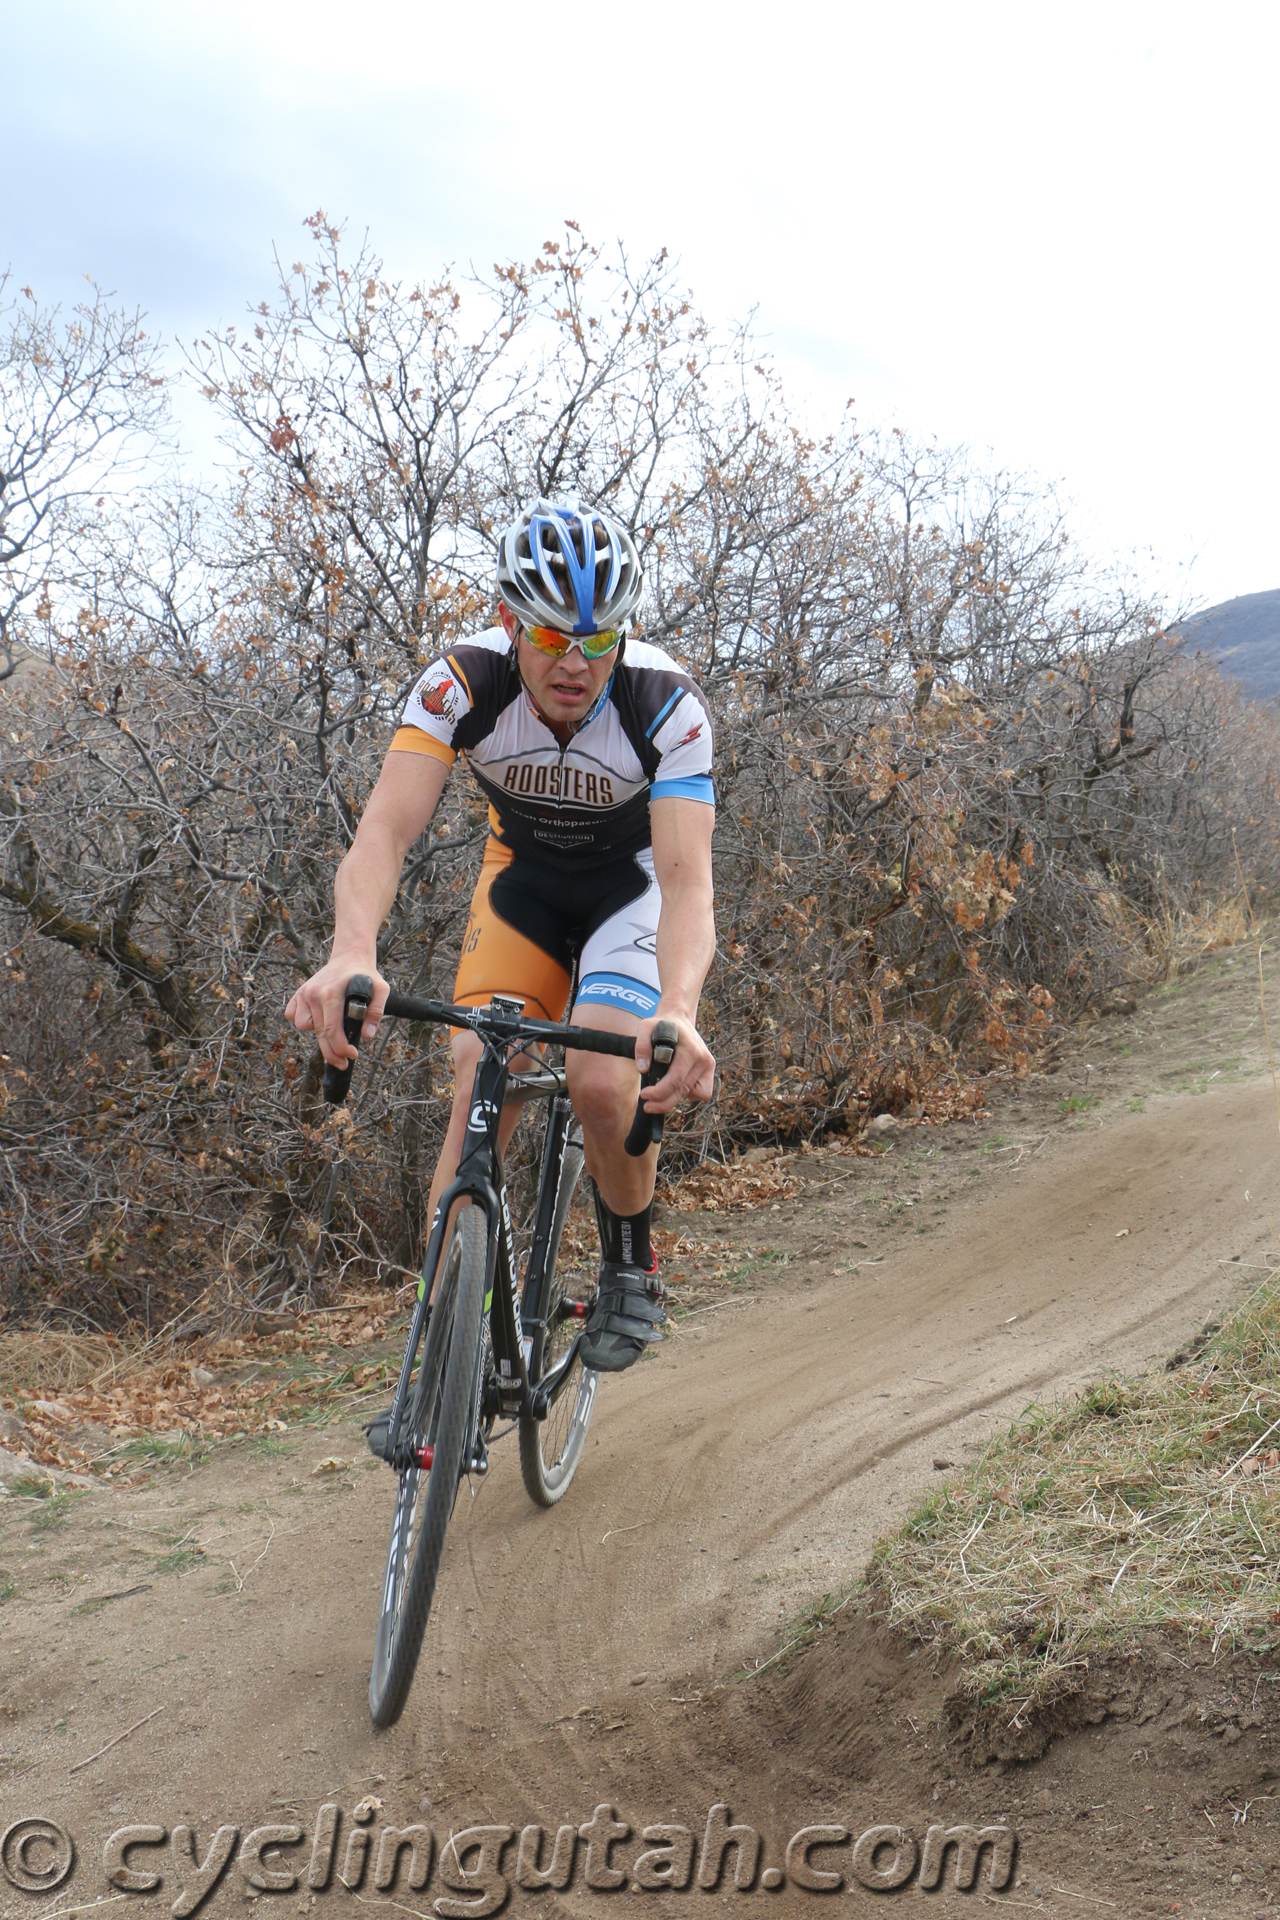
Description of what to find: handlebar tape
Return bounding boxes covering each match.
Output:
[623,1019,679,1157]
[321,973,373,1106]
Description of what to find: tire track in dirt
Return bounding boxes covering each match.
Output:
[395,1076,1275,1799]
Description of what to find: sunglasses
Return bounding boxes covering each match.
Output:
[522,623,621,661]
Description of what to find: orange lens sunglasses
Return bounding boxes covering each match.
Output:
[522,623,621,660]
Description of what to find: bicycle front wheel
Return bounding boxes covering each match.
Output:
[519,1123,597,1507]
[369,1204,487,1726]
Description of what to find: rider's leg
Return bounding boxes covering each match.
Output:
[561,850,670,1371]
[564,1005,667,1372]
[423,833,574,1276]
[563,1004,655,1211]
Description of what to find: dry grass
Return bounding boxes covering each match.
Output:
[869,1269,1280,1723]
[0,1330,138,1398]
[1144,889,1252,980]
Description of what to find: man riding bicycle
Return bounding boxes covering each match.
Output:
[286,498,716,1372]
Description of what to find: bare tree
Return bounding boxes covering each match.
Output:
[0,275,167,682]
[3,222,1278,1329]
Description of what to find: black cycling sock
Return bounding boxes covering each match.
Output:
[594,1187,654,1270]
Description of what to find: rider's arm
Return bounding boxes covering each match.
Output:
[642,794,717,1110]
[284,748,450,1065]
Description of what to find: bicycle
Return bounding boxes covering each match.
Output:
[322,974,676,1727]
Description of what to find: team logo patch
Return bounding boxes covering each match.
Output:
[673,722,703,749]
[419,672,457,721]
[586,982,654,1008]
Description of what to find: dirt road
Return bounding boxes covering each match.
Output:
[4,945,1279,1914]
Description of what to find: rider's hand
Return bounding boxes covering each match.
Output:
[284,958,389,1069]
[634,1011,716,1114]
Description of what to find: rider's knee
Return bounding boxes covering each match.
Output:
[566,1051,632,1132]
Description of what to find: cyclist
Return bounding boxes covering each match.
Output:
[286,498,716,1373]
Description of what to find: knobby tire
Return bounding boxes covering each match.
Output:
[369,1206,487,1726]
[518,1125,596,1507]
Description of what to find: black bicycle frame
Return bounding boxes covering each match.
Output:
[380,1039,582,1468]
[326,975,672,1473]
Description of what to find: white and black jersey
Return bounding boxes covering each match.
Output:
[392,628,715,869]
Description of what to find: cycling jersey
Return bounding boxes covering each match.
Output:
[392,627,714,870]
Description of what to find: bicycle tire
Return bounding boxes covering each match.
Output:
[369,1205,487,1726]
[518,1122,597,1507]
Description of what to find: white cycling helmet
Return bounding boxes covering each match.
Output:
[496,497,643,636]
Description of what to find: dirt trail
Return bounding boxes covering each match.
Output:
[4,944,1280,1915]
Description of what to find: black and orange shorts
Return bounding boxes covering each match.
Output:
[454,836,664,1023]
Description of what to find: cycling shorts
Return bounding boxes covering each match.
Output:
[453,836,662,1024]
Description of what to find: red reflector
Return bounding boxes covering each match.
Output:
[570,1301,588,1318]
[416,1446,434,1469]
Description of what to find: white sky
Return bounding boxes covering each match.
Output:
[5,0,1276,614]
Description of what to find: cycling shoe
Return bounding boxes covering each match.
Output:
[365,1408,394,1462]
[579,1258,665,1373]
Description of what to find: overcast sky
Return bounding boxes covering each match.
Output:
[6,0,1276,613]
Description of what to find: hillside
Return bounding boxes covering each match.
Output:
[1174,586,1280,699]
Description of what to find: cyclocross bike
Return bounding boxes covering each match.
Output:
[323,974,676,1727]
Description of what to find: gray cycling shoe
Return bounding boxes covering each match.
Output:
[579,1259,666,1373]
[365,1408,394,1461]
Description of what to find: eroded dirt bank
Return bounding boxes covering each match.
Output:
[4,945,1280,1916]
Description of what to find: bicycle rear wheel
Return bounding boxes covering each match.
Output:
[519,1123,596,1507]
[369,1205,487,1726]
